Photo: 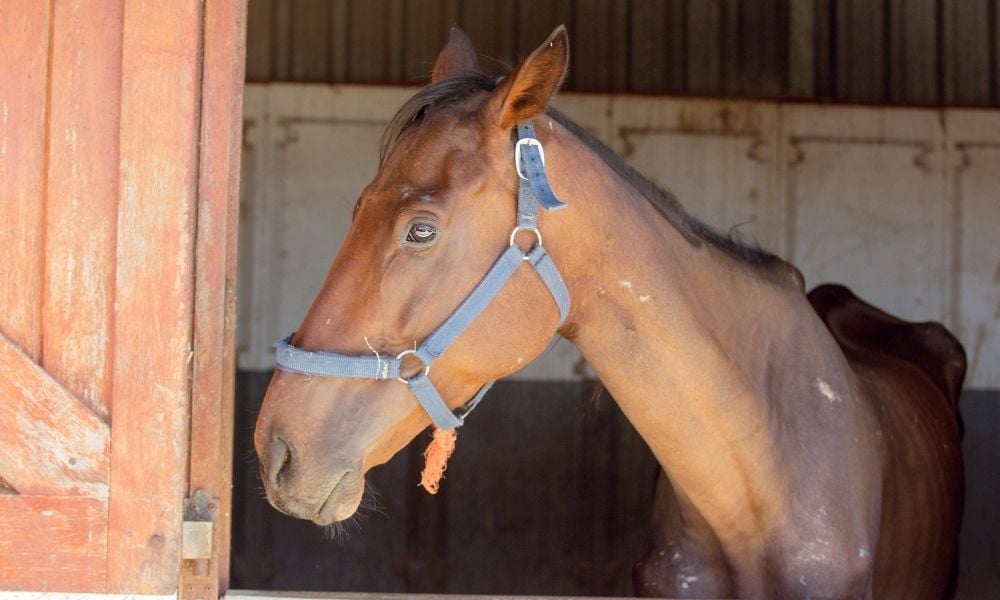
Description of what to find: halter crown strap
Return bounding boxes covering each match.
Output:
[274,122,570,430]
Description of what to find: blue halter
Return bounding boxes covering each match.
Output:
[274,122,570,430]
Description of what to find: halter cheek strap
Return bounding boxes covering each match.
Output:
[274,122,570,430]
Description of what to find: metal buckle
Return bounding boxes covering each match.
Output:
[514,138,545,180]
[509,226,542,259]
[395,349,430,383]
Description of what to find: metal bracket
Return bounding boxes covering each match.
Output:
[182,489,218,561]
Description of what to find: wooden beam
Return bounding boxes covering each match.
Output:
[0,1,49,360]
[0,496,108,592]
[180,1,248,597]
[107,0,202,592]
[0,332,110,497]
[42,0,123,420]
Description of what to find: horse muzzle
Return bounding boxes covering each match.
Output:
[259,432,365,524]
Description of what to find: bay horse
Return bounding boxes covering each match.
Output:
[254,26,965,598]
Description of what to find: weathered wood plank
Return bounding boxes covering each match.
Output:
[291,0,330,81]
[0,1,49,360]
[0,496,108,592]
[42,0,122,420]
[180,0,247,595]
[245,0,273,81]
[108,0,202,592]
[0,332,110,497]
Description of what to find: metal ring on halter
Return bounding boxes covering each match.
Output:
[514,138,545,180]
[395,349,430,383]
[509,226,542,257]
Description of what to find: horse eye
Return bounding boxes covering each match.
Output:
[405,223,437,245]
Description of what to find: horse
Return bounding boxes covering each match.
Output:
[254,26,965,598]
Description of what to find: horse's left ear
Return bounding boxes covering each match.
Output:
[432,27,479,82]
[484,25,569,130]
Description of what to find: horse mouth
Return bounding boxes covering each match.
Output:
[312,472,365,525]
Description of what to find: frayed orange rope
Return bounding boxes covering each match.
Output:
[420,427,457,494]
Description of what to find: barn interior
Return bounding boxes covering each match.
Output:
[230,1,1000,597]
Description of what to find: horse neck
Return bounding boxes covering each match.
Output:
[540,121,851,542]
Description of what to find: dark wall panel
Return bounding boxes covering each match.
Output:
[245,0,1000,107]
[233,374,660,595]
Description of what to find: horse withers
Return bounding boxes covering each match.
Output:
[254,26,964,598]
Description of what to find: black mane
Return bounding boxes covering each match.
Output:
[381,73,787,273]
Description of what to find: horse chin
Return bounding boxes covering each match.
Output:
[312,472,366,525]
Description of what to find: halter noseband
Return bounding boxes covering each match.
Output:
[273,122,570,430]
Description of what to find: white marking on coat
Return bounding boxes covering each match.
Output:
[638,294,651,303]
[619,280,632,289]
[816,378,840,402]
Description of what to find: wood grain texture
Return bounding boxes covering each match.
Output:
[0,1,49,360]
[0,496,108,592]
[0,332,110,497]
[181,0,248,594]
[42,0,123,420]
[107,0,202,592]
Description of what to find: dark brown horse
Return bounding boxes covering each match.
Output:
[254,26,964,598]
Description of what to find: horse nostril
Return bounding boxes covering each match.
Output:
[268,436,292,489]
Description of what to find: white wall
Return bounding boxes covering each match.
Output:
[239,84,1000,388]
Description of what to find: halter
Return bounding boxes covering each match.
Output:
[274,122,570,430]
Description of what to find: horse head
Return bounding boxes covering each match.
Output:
[254,26,574,524]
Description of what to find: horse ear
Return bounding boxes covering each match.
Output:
[484,25,569,131]
[431,27,479,82]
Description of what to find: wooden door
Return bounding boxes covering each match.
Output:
[0,1,245,594]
